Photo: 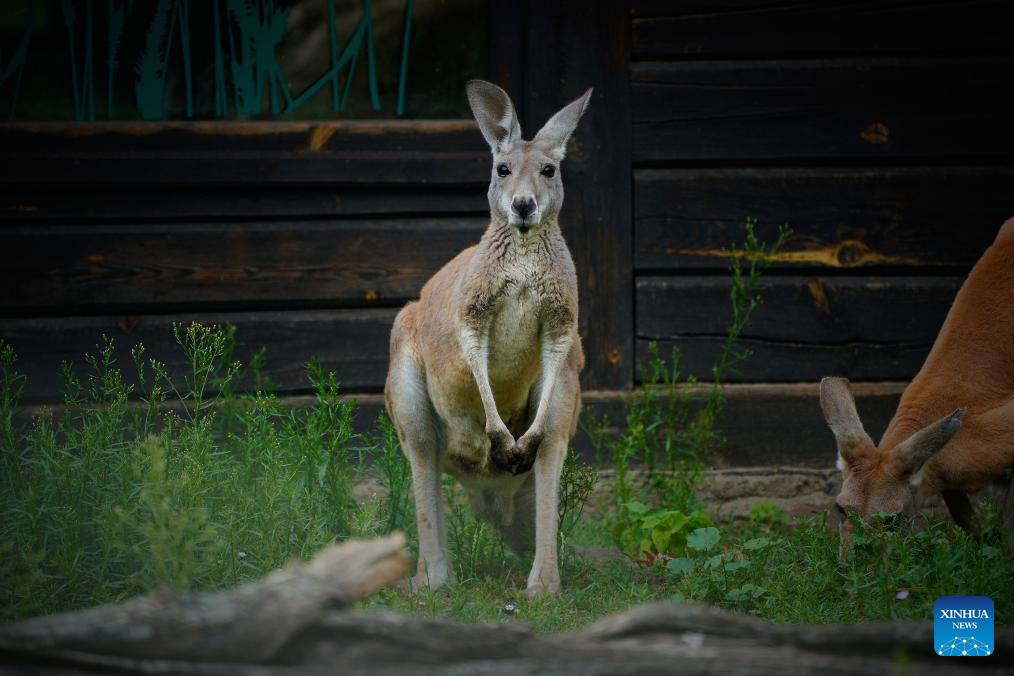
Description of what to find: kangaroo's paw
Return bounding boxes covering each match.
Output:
[509,428,543,475]
[488,423,518,470]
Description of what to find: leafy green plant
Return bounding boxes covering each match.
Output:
[0,324,372,621]
[370,413,414,536]
[558,450,597,541]
[0,340,25,455]
[749,500,789,528]
[612,501,713,564]
[589,220,792,514]
[666,526,774,608]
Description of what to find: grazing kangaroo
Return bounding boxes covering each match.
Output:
[820,218,1014,553]
[385,81,591,597]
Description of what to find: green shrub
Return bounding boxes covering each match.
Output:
[588,220,791,513]
[612,501,713,564]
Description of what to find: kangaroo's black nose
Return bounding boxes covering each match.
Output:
[512,197,536,219]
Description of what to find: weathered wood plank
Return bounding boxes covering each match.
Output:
[634,167,1014,271]
[0,153,488,185]
[0,123,490,185]
[0,187,487,222]
[636,276,961,382]
[632,57,1014,162]
[638,276,959,344]
[0,219,486,312]
[632,0,1013,58]
[526,0,634,389]
[639,336,934,383]
[0,120,483,154]
[0,309,397,402]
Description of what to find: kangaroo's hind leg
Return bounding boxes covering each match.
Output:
[385,309,452,590]
[523,363,581,599]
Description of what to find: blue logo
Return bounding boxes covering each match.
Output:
[935,596,994,656]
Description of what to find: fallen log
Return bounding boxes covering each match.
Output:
[0,533,410,666]
[1,533,1011,675]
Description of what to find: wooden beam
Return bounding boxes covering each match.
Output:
[634,166,1014,272]
[525,0,634,389]
[632,0,1014,58]
[632,57,1014,162]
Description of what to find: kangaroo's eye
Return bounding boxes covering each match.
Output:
[541,164,556,178]
[496,164,511,177]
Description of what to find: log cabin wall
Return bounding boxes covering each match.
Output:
[626,0,1014,463]
[2,1,1012,465]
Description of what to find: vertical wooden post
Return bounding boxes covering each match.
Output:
[523,0,634,390]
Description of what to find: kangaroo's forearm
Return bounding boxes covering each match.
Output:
[529,329,575,431]
[459,326,506,430]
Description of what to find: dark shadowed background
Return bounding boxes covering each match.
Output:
[1,0,1012,466]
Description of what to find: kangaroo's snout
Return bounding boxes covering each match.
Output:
[511,196,537,221]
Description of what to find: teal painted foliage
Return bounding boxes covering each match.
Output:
[0,1,35,120]
[0,0,417,121]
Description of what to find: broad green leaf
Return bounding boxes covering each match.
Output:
[687,526,720,552]
[743,537,773,551]
[704,554,724,570]
[624,501,649,515]
[667,557,695,575]
[651,526,672,554]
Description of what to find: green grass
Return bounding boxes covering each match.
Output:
[2,223,1011,632]
[2,325,1011,632]
[363,500,1014,632]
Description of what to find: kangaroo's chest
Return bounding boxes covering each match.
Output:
[489,282,542,378]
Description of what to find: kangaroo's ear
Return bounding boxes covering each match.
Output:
[898,408,964,484]
[533,88,593,161]
[466,80,521,153]
[820,377,874,466]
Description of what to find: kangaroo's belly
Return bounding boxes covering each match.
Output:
[488,287,542,407]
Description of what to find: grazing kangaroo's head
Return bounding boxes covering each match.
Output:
[466,80,592,236]
[819,377,964,548]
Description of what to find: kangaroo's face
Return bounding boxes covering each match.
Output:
[488,140,562,233]
[819,377,964,559]
[466,80,592,237]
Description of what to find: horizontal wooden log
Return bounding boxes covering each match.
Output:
[636,276,961,382]
[632,57,1014,162]
[0,309,398,401]
[3,570,1011,674]
[0,187,488,222]
[632,0,1012,58]
[0,534,410,664]
[634,167,1014,271]
[0,219,486,312]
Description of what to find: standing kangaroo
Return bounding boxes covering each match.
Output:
[820,218,1014,555]
[385,81,591,597]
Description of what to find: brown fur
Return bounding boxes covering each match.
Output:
[384,81,591,597]
[821,219,1014,550]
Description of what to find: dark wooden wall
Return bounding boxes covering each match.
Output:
[3,1,1013,465]
[0,121,490,400]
